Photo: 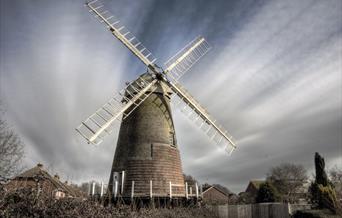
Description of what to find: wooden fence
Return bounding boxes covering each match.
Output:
[209,203,312,218]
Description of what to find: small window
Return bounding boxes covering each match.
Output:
[169,131,176,146]
[55,190,65,199]
[151,144,153,158]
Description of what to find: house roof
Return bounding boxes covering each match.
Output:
[202,185,230,197]
[14,163,79,197]
[246,180,265,191]
[16,165,46,178]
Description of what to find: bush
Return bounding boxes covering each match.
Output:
[293,209,341,218]
[309,181,320,206]
[0,188,217,217]
[309,153,341,215]
[255,181,281,203]
[317,184,339,214]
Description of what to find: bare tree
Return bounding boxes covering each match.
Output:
[329,166,342,201]
[79,182,91,195]
[267,163,308,203]
[183,174,197,185]
[0,118,24,179]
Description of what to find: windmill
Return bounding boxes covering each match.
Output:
[76,0,237,199]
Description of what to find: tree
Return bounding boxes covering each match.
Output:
[329,166,342,201]
[255,181,280,203]
[309,152,340,214]
[183,174,197,185]
[201,183,211,191]
[317,184,339,213]
[267,163,308,203]
[0,118,24,179]
[79,182,92,195]
[315,152,328,186]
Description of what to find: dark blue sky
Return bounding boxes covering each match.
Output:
[1,0,341,193]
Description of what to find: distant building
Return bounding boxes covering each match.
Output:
[5,163,85,199]
[202,185,230,205]
[236,180,266,204]
[245,180,265,197]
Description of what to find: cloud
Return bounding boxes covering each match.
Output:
[1,0,341,193]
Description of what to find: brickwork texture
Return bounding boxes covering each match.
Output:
[108,78,185,198]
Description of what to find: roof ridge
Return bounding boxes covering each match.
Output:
[202,185,230,197]
[14,165,77,196]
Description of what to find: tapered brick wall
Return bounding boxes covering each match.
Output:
[123,143,184,197]
[108,77,185,198]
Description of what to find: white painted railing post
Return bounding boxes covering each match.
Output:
[121,171,125,194]
[150,180,153,198]
[100,182,104,197]
[92,182,95,196]
[190,187,192,195]
[195,182,199,199]
[169,181,172,199]
[114,181,118,199]
[185,182,188,199]
[131,181,135,200]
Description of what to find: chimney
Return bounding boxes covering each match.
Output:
[37,163,43,169]
[54,174,60,180]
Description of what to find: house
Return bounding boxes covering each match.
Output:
[202,185,230,205]
[236,180,266,203]
[245,180,265,197]
[5,163,84,199]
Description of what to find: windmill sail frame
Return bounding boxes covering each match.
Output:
[165,80,236,154]
[76,75,157,145]
[164,36,211,81]
[86,0,157,66]
[77,1,237,154]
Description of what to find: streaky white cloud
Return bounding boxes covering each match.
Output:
[1,0,341,193]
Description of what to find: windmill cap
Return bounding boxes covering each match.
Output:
[125,72,172,96]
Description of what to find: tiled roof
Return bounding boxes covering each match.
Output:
[16,166,46,178]
[249,180,265,189]
[14,164,80,197]
[202,185,230,197]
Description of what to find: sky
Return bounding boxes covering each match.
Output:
[0,0,341,193]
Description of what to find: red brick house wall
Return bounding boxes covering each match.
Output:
[202,186,229,205]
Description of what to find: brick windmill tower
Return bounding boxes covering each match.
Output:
[76,0,237,200]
